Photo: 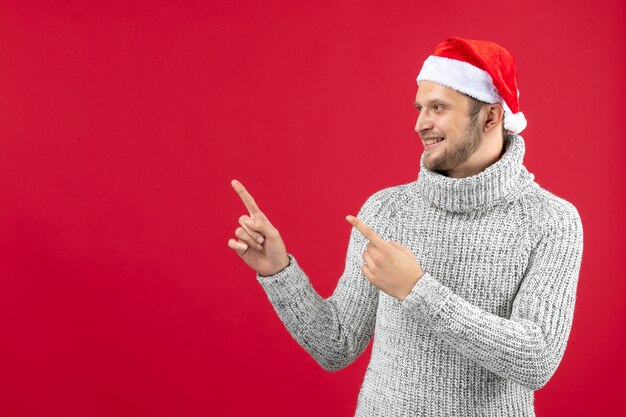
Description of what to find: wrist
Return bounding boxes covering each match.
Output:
[278,254,291,272]
[399,269,425,301]
[262,254,291,277]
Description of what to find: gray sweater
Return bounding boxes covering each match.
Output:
[256,134,584,416]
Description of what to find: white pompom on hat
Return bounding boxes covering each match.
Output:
[417,37,527,134]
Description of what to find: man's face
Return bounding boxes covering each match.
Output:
[414,81,483,176]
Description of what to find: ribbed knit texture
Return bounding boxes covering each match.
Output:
[256,134,584,417]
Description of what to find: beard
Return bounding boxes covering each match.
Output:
[423,117,482,175]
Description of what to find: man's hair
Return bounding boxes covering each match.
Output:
[466,95,506,136]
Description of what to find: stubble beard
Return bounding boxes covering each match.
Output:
[424,116,483,174]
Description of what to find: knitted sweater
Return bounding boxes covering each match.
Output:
[256,134,584,416]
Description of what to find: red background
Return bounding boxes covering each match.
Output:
[0,1,624,416]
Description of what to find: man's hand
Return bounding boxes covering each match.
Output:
[346,215,424,301]
[228,179,290,277]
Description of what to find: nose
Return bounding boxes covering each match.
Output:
[415,111,434,134]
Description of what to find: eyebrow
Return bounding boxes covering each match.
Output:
[413,98,453,108]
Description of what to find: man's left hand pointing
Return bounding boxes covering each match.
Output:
[346,215,425,301]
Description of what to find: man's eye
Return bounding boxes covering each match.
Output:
[434,104,442,111]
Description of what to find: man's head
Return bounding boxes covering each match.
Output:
[414,37,524,178]
[414,81,504,178]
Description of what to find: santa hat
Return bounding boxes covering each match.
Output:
[416,37,527,134]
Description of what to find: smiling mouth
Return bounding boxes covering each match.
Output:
[423,137,445,149]
[424,137,444,145]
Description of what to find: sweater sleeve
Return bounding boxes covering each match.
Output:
[255,191,391,371]
[402,201,584,390]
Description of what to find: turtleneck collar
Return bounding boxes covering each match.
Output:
[415,133,536,213]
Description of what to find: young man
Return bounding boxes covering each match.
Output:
[228,37,584,416]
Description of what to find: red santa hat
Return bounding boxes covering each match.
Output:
[416,37,527,134]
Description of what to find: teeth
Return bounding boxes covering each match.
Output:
[425,138,443,145]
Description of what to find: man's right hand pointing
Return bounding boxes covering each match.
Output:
[228,179,291,277]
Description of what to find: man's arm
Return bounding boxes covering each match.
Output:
[229,183,390,371]
[256,250,378,372]
[402,202,584,390]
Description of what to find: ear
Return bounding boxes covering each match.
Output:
[483,104,504,133]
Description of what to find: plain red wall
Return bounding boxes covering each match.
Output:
[0,1,624,416]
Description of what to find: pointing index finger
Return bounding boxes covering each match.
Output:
[231,179,262,214]
[346,215,387,247]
